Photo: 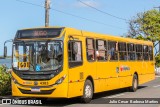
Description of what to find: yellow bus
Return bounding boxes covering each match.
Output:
[11,27,155,103]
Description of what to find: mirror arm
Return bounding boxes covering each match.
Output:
[4,39,13,58]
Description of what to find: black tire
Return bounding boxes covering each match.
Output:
[81,80,93,103]
[130,74,138,92]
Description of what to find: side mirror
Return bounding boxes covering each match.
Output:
[4,46,7,58]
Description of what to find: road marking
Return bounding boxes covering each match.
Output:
[105,93,125,98]
[153,85,160,88]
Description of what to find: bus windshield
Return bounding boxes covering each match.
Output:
[12,40,63,72]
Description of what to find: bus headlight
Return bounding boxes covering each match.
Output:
[55,75,66,84]
[12,77,18,84]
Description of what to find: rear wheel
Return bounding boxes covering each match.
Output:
[130,74,138,92]
[81,80,93,103]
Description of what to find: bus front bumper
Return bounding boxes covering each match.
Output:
[12,80,68,98]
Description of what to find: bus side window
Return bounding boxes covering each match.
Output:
[96,40,107,61]
[136,44,143,60]
[127,43,136,60]
[68,40,83,68]
[149,46,153,61]
[118,42,127,60]
[143,45,149,60]
[108,41,118,61]
[86,38,95,61]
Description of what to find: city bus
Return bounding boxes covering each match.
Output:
[11,27,155,103]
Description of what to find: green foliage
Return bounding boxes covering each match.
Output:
[135,35,145,40]
[127,9,160,42]
[0,65,11,96]
[155,54,160,67]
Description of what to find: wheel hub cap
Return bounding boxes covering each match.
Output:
[85,85,92,98]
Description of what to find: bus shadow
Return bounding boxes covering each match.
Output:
[93,86,147,100]
[27,86,147,106]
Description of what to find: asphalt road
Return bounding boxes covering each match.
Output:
[0,76,160,107]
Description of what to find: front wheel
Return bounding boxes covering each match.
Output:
[130,74,138,92]
[81,80,93,103]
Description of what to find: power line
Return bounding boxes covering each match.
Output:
[77,0,128,22]
[15,0,127,30]
[16,0,43,7]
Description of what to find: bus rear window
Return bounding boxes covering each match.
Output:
[16,28,63,39]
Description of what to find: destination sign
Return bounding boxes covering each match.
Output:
[16,28,63,39]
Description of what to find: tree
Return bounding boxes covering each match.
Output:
[127,9,160,55]
[155,54,160,67]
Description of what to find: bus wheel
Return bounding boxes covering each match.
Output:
[81,80,93,103]
[130,74,138,92]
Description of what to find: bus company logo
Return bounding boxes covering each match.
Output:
[120,65,130,72]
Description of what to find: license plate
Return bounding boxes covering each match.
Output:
[31,88,40,92]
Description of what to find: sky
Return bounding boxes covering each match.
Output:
[0,0,160,56]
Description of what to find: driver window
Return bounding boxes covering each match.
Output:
[68,40,83,68]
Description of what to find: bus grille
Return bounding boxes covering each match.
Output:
[13,70,60,80]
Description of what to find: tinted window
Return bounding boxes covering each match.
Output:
[86,38,95,61]
[127,43,136,60]
[68,41,82,68]
[96,40,107,61]
[108,41,118,60]
[143,45,149,60]
[136,44,143,60]
[149,46,153,60]
[119,42,127,60]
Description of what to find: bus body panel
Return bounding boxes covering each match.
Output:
[118,61,132,88]
[11,27,155,99]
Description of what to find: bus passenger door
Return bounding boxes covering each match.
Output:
[67,39,84,98]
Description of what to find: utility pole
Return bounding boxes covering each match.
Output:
[154,6,160,53]
[45,0,50,27]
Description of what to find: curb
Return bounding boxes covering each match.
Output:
[0,96,27,100]
[0,96,29,105]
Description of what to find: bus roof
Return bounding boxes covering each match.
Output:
[20,26,153,46]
